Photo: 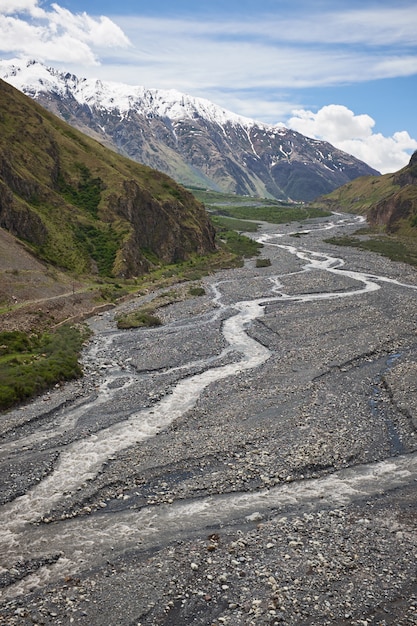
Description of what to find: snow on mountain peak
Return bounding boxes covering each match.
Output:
[0,57,270,130]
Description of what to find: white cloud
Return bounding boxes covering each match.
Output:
[0,3,415,175]
[114,7,417,49]
[287,105,417,174]
[110,13,417,97]
[0,1,130,64]
[256,7,417,47]
[0,1,40,14]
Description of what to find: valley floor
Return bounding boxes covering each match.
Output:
[1,214,417,625]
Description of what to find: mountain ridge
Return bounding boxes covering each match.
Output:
[0,58,379,202]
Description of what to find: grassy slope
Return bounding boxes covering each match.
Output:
[311,154,417,265]
[312,155,417,230]
[314,173,398,215]
[0,79,214,279]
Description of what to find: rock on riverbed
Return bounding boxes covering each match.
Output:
[1,215,417,625]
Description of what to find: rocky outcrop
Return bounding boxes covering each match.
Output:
[368,195,414,232]
[393,150,417,188]
[109,180,216,276]
[360,152,417,232]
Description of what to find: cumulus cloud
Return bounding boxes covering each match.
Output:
[1,3,415,175]
[0,1,130,65]
[0,1,41,14]
[287,105,417,174]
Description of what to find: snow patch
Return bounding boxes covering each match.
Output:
[0,58,281,133]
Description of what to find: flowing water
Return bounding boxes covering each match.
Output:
[1,213,417,601]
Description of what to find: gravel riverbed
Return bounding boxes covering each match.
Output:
[1,215,417,625]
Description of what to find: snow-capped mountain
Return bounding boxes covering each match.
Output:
[0,58,379,201]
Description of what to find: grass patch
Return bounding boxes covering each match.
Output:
[217,229,262,258]
[189,286,206,296]
[210,214,259,232]
[213,204,331,224]
[0,325,90,411]
[96,283,129,302]
[255,258,271,268]
[116,311,162,329]
[325,234,417,266]
[190,188,331,226]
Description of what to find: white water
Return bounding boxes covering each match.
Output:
[2,214,417,599]
[3,450,417,600]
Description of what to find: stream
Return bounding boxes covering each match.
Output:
[1,212,417,619]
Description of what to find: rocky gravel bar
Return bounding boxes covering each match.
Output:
[1,214,417,625]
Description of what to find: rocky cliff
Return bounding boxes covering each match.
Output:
[367,152,417,231]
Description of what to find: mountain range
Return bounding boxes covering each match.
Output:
[0,58,379,202]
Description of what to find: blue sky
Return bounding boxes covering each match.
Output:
[1,0,416,173]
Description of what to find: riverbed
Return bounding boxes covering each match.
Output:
[1,214,417,625]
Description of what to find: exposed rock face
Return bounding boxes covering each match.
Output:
[0,59,379,202]
[0,78,216,278]
[368,196,413,231]
[109,180,216,276]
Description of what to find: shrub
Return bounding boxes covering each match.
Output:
[219,230,262,258]
[58,163,103,217]
[189,286,206,296]
[74,223,121,276]
[116,311,162,329]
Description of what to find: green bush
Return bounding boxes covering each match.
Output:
[189,286,206,296]
[255,258,271,268]
[0,325,90,411]
[58,163,103,217]
[219,230,262,258]
[74,223,121,276]
[325,235,417,267]
[0,330,37,354]
[116,311,162,329]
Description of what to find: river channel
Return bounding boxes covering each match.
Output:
[1,213,417,625]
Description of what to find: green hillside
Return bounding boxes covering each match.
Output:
[0,79,215,280]
[311,152,417,266]
[313,152,417,233]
